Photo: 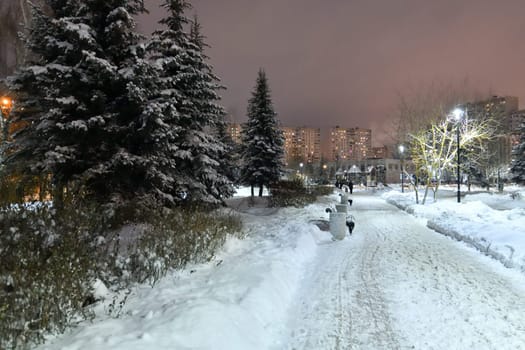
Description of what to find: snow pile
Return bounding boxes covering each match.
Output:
[34,186,525,349]
[383,188,525,272]
[37,190,334,350]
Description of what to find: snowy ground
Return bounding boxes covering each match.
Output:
[36,186,525,350]
[384,185,525,272]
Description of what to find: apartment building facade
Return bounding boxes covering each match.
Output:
[329,126,372,162]
[464,95,520,165]
[227,122,243,144]
[227,123,321,166]
[281,126,321,165]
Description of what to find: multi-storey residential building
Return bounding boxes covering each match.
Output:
[227,123,243,144]
[465,95,518,132]
[282,126,321,165]
[329,126,351,162]
[464,95,520,165]
[348,127,372,161]
[370,145,389,159]
[510,109,525,132]
[281,127,298,162]
[329,126,372,162]
[297,127,322,164]
[510,109,525,149]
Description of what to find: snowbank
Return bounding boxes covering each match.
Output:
[383,188,525,273]
[37,194,334,350]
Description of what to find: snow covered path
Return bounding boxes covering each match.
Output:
[281,192,525,349]
[34,190,525,350]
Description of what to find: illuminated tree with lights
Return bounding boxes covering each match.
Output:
[240,69,284,197]
[409,113,493,204]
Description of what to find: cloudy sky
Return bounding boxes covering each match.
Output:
[137,0,525,146]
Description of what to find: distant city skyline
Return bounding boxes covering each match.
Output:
[227,94,524,165]
[138,0,525,147]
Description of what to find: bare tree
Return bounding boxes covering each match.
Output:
[392,79,488,145]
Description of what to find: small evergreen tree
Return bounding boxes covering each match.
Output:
[510,121,525,184]
[240,69,284,197]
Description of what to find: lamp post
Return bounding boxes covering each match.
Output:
[0,96,13,156]
[399,144,405,193]
[452,108,463,203]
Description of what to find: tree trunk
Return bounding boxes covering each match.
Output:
[250,184,254,197]
[422,184,429,205]
[258,184,263,197]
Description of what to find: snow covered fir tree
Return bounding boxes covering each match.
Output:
[3,0,234,209]
[0,1,241,348]
[5,0,153,208]
[146,2,234,205]
[240,69,285,197]
[511,121,525,184]
[189,15,239,191]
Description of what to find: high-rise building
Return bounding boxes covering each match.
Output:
[282,126,321,165]
[281,127,298,163]
[329,126,372,162]
[227,123,243,144]
[464,96,520,165]
[510,109,525,148]
[370,145,389,159]
[348,127,372,161]
[329,126,350,162]
[465,95,519,132]
[510,109,525,133]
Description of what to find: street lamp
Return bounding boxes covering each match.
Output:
[451,107,464,203]
[0,96,13,151]
[398,144,405,193]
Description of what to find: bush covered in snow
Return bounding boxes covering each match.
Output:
[269,178,333,208]
[0,202,243,349]
[122,206,243,286]
[0,203,104,349]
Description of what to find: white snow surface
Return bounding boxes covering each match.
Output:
[383,186,525,271]
[36,186,525,350]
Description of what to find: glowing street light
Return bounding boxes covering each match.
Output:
[399,144,405,193]
[451,107,464,203]
[0,96,14,147]
[1,96,13,115]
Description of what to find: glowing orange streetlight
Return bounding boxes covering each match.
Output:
[1,96,14,147]
[1,96,13,115]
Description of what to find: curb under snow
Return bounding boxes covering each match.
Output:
[426,220,517,269]
[387,198,524,274]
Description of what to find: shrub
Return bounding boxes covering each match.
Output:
[309,185,334,197]
[269,178,333,208]
[121,206,243,286]
[0,201,243,349]
[0,203,106,349]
